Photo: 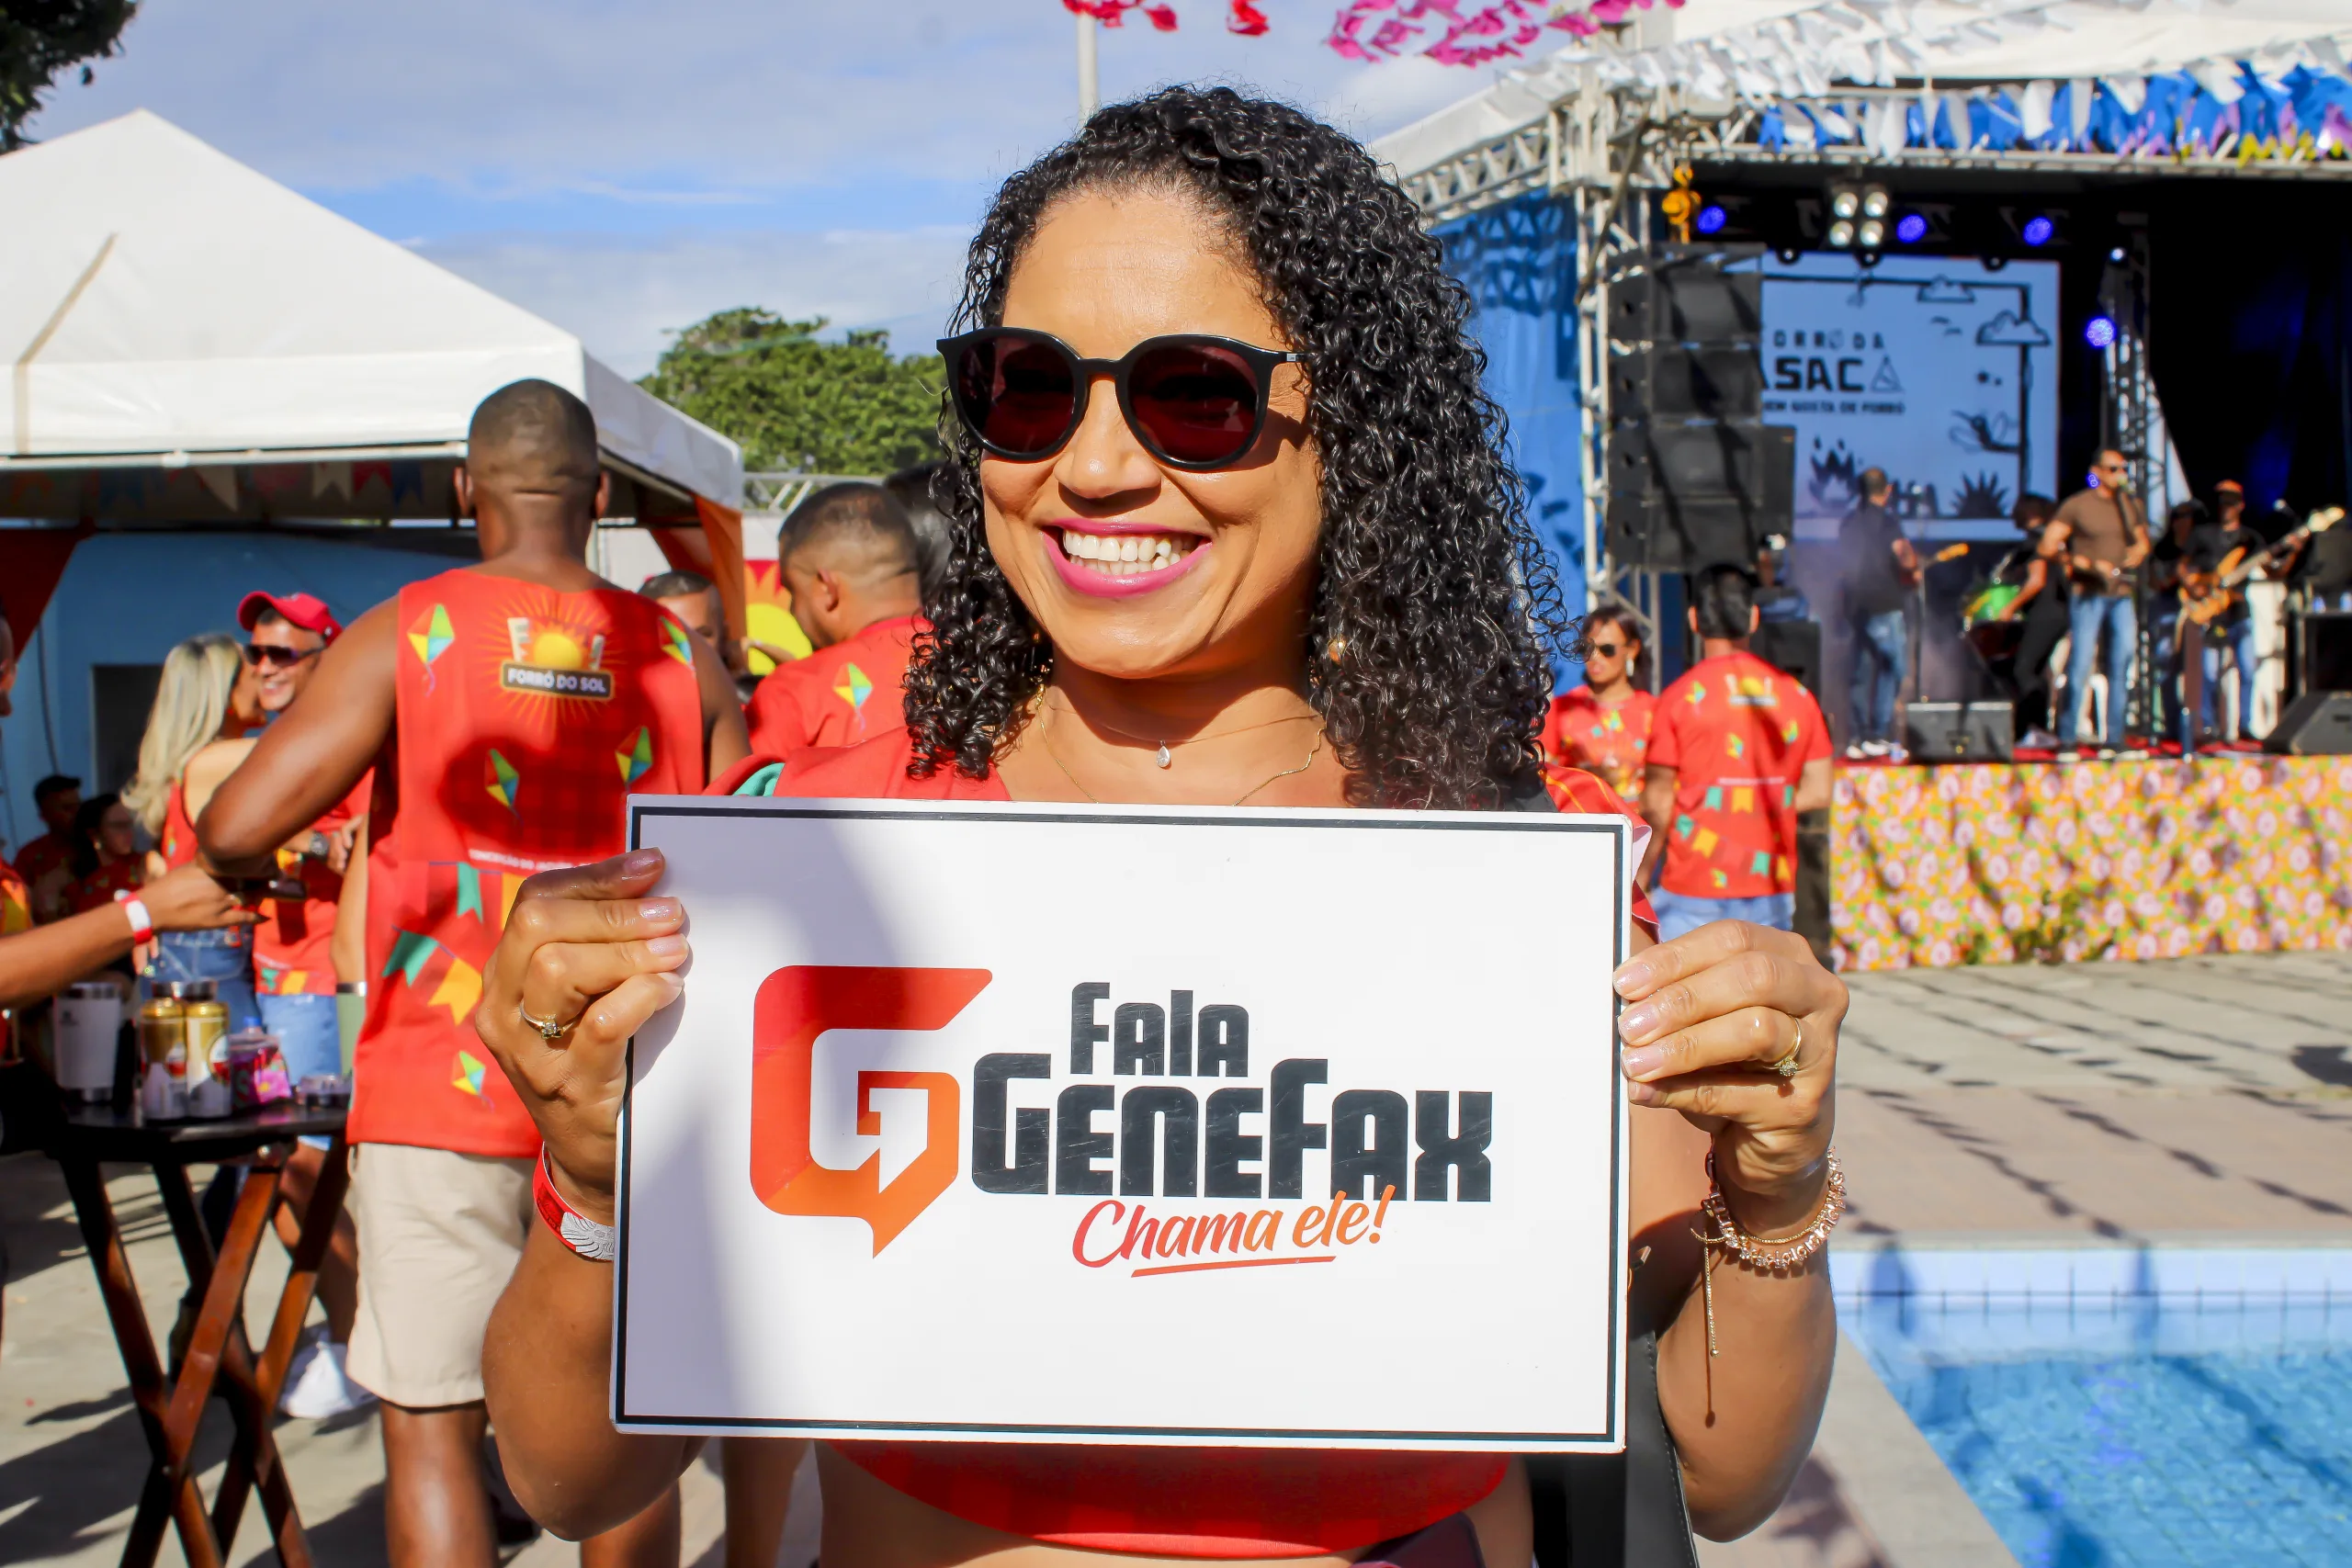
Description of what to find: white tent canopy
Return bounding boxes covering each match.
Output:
[1374,0,2352,181]
[0,111,741,512]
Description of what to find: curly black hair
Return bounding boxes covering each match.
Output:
[902,85,1568,808]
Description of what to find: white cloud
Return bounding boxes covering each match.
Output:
[424,227,975,378]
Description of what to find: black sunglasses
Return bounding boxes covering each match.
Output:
[938,328,1302,471]
[243,643,321,669]
[1589,641,1624,659]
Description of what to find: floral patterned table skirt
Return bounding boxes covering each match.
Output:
[1830,756,2352,972]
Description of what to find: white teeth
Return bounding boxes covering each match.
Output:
[1118,537,1140,563]
[1059,532,1196,574]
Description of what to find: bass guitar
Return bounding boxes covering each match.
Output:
[2180,506,2344,626]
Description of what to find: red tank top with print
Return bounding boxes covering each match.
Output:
[725,731,1524,1558]
[160,784,200,871]
[352,569,707,1156]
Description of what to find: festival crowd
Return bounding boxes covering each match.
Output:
[0,88,1853,1568]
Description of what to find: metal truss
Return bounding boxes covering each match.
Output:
[742,470,874,517]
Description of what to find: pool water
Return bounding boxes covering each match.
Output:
[1832,1248,2352,1567]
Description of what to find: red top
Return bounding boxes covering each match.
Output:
[11,832,70,891]
[0,862,29,937]
[1543,686,1657,804]
[72,857,145,913]
[1647,651,1829,899]
[254,773,371,997]
[744,615,923,758]
[719,728,1649,1557]
[158,784,200,872]
[353,569,707,1156]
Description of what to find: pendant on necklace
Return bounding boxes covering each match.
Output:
[1154,743,1172,769]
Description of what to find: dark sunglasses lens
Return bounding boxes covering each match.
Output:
[956,336,1076,457]
[1128,342,1261,465]
[1591,643,1622,658]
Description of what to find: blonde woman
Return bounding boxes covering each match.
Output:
[126,633,264,1024]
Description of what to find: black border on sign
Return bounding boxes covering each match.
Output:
[614,796,1629,1448]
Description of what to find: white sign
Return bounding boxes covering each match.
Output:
[615,796,1631,1452]
[1762,254,2061,539]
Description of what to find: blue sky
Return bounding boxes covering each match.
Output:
[27,1,1507,376]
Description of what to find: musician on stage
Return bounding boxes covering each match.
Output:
[2183,481,2265,748]
[1984,493,2066,749]
[2051,450,2150,758]
[2147,498,2205,750]
[1838,468,1917,761]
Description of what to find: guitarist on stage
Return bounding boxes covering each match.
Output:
[2052,450,2151,757]
[2183,481,2265,748]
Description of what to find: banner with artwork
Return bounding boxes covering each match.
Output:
[1762,254,2060,540]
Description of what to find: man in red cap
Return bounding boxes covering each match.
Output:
[239,586,375,1416]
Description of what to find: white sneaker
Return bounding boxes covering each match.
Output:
[278,1330,377,1419]
[1859,739,1892,758]
[1884,744,1910,765]
[2020,728,2061,750]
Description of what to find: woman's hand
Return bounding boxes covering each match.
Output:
[142,863,262,932]
[1613,921,1845,1234]
[474,849,689,1224]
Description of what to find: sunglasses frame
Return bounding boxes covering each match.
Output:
[243,642,322,669]
[937,327,1303,472]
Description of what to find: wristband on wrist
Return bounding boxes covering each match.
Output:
[115,890,154,944]
[534,1146,617,1262]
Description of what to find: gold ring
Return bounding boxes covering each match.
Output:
[1770,1019,1804,1077]
[518,1003,574,1041]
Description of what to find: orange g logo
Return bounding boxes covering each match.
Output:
[749,965,991,1253]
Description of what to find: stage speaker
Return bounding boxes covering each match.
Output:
[1608,344,1765,422]
[2290,611,2352,694]
[1904,701,2015,762]
[1751,617,1822,699]
[1605,424,1795,570]
[2264,690,2352,755]
[1607,247,1764,344]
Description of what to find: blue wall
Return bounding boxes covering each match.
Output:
[1436,194,1589,685]
[1,528,474,853]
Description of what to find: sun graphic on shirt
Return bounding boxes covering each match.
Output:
[474,592,620,724]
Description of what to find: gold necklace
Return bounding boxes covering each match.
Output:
[1039,709,1324,807]
[1041,694,1319,770]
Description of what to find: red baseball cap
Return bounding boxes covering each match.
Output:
[2215,479,2245,495]
[237,590,343,641]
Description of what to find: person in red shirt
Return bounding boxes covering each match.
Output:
[13,774,83,919]
[202,379,749,1568]
[1640,566,1833,942]
[1543,600,1656,804]
[66,795,146,913]
[742,481,925,758]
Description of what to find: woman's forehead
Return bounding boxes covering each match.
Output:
[1002,188,1280,354]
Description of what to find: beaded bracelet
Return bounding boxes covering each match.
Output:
[1690,1148,1846,1357]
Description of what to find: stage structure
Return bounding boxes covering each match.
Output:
[1381,2,2352,647]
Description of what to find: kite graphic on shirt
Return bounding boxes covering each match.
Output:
[616,728,653,786]
[485,750,520,814]
[833,661,876,715]
[659,617,694,665]
[408,604,455,692]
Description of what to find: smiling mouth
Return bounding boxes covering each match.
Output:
[1055,529,1204,580]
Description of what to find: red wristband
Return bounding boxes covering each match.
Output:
[534,1147,617,1262]
[115,890,154,944]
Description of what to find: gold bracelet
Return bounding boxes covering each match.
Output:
[1689,1149,1844,1360]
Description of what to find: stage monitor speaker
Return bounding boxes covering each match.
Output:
[1904,701,2015,762]
[1607,248,1764,345]
[2264,690,2352,755]
[1750,617,1822,700]
[1609,345,1765,422]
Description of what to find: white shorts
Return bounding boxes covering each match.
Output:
[345,1142,535,1409]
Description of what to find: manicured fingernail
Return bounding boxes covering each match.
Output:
[1626,1080,1657,1104]
[1612,959,1654,996]
[1620,1043,1667,1080]
[623,848,663,875]
[1618,1000,1660,1039]
[639,898,681,922]
[646,933,687,959]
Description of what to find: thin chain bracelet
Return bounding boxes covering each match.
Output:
[1690,1148,1846,1358]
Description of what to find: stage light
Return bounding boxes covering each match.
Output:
[1894,213,1928,245]
[2022,215,2055,247]
[1776,247,1802,264]
[1827,219,1857,249]
[1860,186,1891,220]
[2084,315,2118,349]
[2109,246,2126,262]
[1858,218,1886,249]
[1830,187,1860,220]
[1695,203,1728,235]
[1984,256,2008,272]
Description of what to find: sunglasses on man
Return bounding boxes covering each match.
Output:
[938,328,1302,471]
[243,643,322,670]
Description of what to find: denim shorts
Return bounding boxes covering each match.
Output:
[1650,888,1797,943]
[258,992,340,1148]
[149,927,260,1031]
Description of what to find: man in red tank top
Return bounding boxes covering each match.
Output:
[743,481,928,757]
[202,379,750,1568]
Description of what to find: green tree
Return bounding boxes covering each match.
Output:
[2,0,138,151]
[639,308,945,477]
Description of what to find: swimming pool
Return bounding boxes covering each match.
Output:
[1831,1246,2352,1567]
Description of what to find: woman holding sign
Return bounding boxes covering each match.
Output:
[476,89,1848,1566]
